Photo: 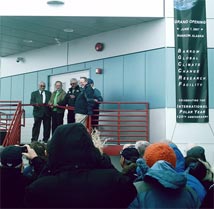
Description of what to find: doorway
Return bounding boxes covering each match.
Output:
[49,70,89,92]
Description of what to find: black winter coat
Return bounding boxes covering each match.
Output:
[24,123,137,208]
[60,86,81,107]
[1,167,32,208]
[25,168,136,208]
[74,84,94,115]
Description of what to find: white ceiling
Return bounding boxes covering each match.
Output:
[0,16,161,57]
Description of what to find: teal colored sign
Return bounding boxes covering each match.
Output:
[174,0,209,122]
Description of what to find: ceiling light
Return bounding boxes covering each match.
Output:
[47,1,64,6]
[63,28,74,33]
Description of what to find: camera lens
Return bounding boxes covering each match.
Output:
[21,146,28,153]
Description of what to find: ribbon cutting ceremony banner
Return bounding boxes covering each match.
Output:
[174,0,209,122]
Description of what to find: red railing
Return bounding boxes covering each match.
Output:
[0,101,149,151]
[0,101,25,146]
[90,101,149,145]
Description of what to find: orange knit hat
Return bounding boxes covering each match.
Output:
[143,143,176,168]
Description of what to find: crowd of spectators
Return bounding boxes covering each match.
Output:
[0,123,213,208]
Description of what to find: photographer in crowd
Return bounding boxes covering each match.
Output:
[0,144,43,208]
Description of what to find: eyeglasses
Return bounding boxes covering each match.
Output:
[70,83,77,85]
[40,85,45,87]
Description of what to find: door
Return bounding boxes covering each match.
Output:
[49,70,89,92]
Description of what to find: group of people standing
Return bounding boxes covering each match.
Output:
[30,77,103,143]
[1,123,213,208]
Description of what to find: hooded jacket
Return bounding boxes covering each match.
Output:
[129,160,201,209]
[1,167,32,208]
[25,123,137,208]
[169,143,207,203]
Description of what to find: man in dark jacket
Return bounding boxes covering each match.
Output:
[30,81,51,142]
[0,146,32,208]
[60,78,81,123]
[25,123,137,208]
[1,144,49,208]
[74,77,94,127]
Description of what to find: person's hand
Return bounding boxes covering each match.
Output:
[22,144,38,160]
[49,103,54,108]
[70,95,75,99]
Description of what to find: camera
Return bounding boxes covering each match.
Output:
[16,57,24,63]
[20,146,28,153]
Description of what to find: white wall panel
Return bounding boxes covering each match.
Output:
[149,109,166,143]
[206,0,214,18]
[165,18,174,47]
[69,20,166,66]
[207,19,214,47]
[0,0,164,17]
[1,43,68,77]
[173,123,214,144]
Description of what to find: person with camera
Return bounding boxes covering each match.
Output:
[23,141,48,180]
[0,144,49,208]
[0,144,41,208]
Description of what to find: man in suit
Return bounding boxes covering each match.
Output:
[30,81,52,143]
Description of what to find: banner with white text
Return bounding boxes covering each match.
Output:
[174,0,209,122]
